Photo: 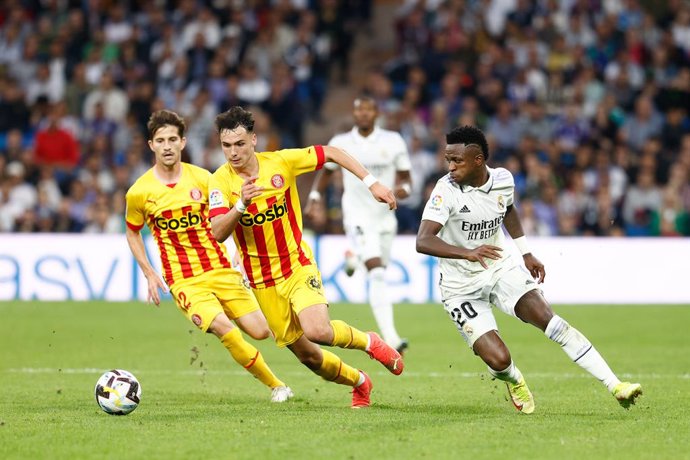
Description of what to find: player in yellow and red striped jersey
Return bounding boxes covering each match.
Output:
[208,106,405,408]
[124,109,293,403]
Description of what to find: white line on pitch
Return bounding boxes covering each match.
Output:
[4,367,689,380]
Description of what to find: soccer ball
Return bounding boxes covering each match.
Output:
[94,369,142,415]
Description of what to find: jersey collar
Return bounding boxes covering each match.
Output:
[460,167,493,193]
[351,126,381,143]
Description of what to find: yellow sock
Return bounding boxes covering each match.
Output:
[220,328,284,389]
[315,348,360,386]
[330,320,368,350]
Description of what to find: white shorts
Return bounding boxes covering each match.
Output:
[344,220,396,265]
[440,263,538,348]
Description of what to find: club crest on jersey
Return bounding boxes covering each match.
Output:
[271,174,285,189]
[306,275,322,292]
[192,314,203,327]
[497,195,505,210]
[209,189,223,208]
[190,188,202,201]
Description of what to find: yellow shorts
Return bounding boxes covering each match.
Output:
[252,264,328,347]
[170,268,260,333]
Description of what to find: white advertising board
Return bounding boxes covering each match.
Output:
[1,234,689,304]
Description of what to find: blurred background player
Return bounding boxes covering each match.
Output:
[125,109,293,403]
[207,106,403,408]
[416,125,642,414]
[306,96,412,354]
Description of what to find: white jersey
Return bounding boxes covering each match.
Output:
[421,167,518,291]
[327,126,411,228]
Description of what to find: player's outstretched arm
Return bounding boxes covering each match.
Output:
[503,204,546,283]
[322,145,397,209]
[416,220,501,269]
[125,226,168,305]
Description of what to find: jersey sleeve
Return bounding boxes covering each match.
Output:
[494,167,516,206]
[125,187,145,232]
[277,146,326,176]
[393,134,412,171]
[421,182,453,226]
[208,171,231,219]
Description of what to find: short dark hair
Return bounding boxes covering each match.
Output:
[215,106,255,133]
[147,110,186,140]
[353,95,377,109]
[446,125,489,160]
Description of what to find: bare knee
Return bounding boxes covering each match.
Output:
[473,332,512,371]
[515,290,554,331]
[481,347,512,371]
[208,314,232,338]
[288,338,323,370]
[302,323,334,345]
[242,327,270,341]
[235,311,271,340]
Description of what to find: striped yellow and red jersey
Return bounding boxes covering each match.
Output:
[125,163,232,287]
[208,146,325,288]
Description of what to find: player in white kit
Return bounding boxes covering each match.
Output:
[306,97,412,353]
[416,125,642,413]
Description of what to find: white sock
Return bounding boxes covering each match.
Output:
[545,315,621,391]
[355,371,365,387]
[488,360,523,385]
[368,267,402,346]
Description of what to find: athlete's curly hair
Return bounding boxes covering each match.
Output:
[215,106,255,133]
[445,125,489,160]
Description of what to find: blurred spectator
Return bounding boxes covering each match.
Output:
[486,100,521,160]
[620,96,664,152]
[0,78,31,133]
[33,106,80,186]
[0,162,37,231]
[83,71,129,123]
[1,0,689,239]
[236,61,270,105]
[622,168,662,235]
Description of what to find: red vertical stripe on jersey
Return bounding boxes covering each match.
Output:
[186,229,212,272]
[199,204,231,269]
[161,209,193,278]
[267,196,293,279]
[285,187,311,266]
[182,205,213,273]
[314,145,325,170]
[234,226,255,287]
[248,202,275,287]
[150,215,173,285]
[168,231,194,278]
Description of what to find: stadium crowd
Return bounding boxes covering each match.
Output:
[1,0,690,237]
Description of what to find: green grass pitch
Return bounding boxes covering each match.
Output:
[1,301,688,459]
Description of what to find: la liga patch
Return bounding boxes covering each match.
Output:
[209,189,223,208]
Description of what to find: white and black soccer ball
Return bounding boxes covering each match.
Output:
[94,369,142,415]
